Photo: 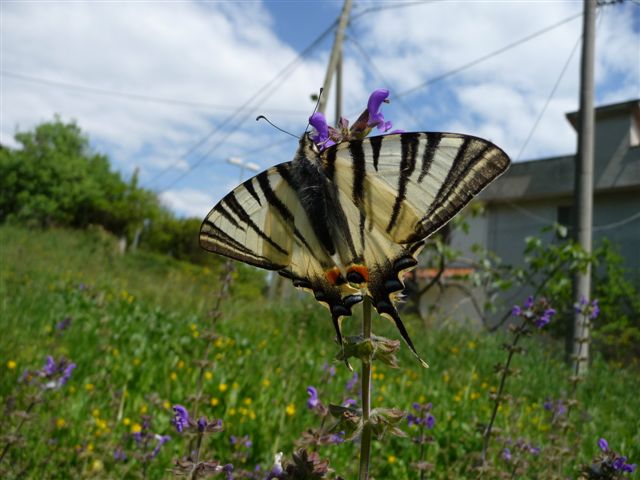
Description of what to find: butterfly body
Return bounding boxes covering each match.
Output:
[201,132,510,365]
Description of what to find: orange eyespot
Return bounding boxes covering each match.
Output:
[325,267,343,286]
[346,264,369,284]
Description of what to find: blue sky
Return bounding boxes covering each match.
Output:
[2,1,639,218]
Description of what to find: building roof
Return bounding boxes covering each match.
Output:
[480,99,640,202]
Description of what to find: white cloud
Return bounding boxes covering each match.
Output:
[159,188,217,219]
[1,1,638,219]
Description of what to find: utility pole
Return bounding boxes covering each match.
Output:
[317,0,352,115]
[271,0,351,301]
[571,0,596,375]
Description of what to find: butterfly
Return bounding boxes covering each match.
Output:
[200,131,510,366]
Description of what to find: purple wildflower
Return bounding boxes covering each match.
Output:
[43,356,56,376]
[329,431,345,444]
[266,452,284,479]
[598,438,609,452]
[323,362,336,378]
[425,414,436,429]
[114,447,127,462]
[56,317,72,331]
[171,405,189,433]
[309,113,335,150]
[306,386,320,410]
[223,463,234,480]
[342,398,356,407]
[345,372,358,391]
[503,447,512,462]
[197,417,207,432]
[367,89,392,132]
[524,295,534,309]
[150,434,170,458]
[590,299,600,319]
[511,305,522,316]
[60,363,76,385]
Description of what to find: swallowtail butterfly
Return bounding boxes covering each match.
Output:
[200,131,510,365]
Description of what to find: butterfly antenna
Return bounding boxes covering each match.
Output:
[305,87,324,133]
[256,115,298,139]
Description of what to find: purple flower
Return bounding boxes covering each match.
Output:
[309,113,335,150]
[266,452,284,479]
[114,447,127,462]
[367,89,392,132]
[345,372,358,391]
[150,434,170,458]
[60,363,76,385]
[524,295,534,309]
[425,414,436,429]
[43,356,56,376]
[56,317,72,331]
[329,431,345,444]
[197,417,207,432]
[171,405,189,433]
[323,362,336,378]
[503,447,512,462]
[223,463,234,480]
[613,456,627,471]
[306,386,320,410]
[598,437,609,452]
[590,299,600,319]
[511,305,522,316]
[342,398,356,407]
[623,463,637,473]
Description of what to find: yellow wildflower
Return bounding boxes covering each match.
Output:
[92,459,104,472]
[177,360,185,369]
[123,418,131,426]
[133,358,141,366]
[85,383,94,392]
[229,408,237,416]
[467,340,477,350]
[56,418,66,428]
[140,404,148,414]
[7,360,16,370]
[285,403,296,416]
[92,409,100,417]
[388,455,397,464]
[218,383,228,392]
[470,392,480,401]
[262,378,271,388]
[232,382,239,390]
[243,397,252,406]
[170,372,177,381]
[210,398,219,407]
[131,423,142,434]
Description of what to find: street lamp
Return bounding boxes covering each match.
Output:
[227,157,260,182]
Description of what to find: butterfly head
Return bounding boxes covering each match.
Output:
[297,132,322,161]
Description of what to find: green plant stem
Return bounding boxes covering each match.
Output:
[190,431,204,480]
[481,323,524,464]
[0,399,36,463]
[358,297,372,480]
[419,427,426,480]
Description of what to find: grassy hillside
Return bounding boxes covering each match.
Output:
[1,225,638,479]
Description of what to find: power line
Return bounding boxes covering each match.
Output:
[515,33,582,161]
[0,70,307,114]
[152,17,340,192]
[396,11,583,99]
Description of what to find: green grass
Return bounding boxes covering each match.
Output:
[1,225,638,479]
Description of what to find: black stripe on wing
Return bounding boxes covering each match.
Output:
[407,135,509,242]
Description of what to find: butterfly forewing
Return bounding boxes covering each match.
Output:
[326,132,510,245]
